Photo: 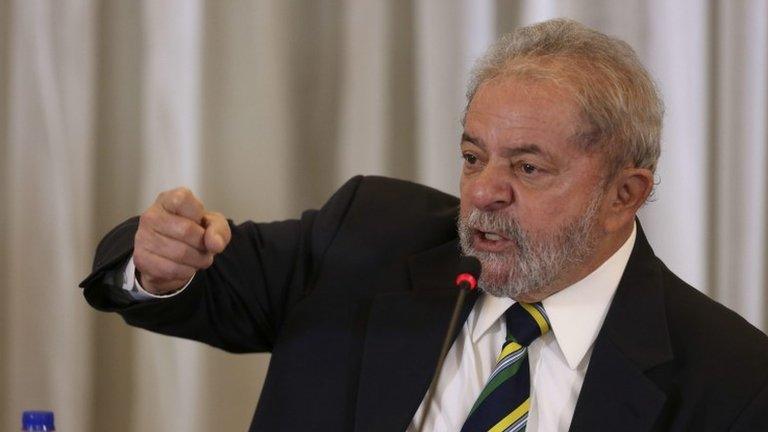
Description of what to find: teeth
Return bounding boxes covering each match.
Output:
[483,232,503,241]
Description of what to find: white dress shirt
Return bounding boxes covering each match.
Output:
[408,224,636,432]
[124,225,636,431]
[121,257,194,300]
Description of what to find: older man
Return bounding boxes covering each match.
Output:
[82,19,768,431]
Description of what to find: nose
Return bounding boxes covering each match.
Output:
[463,164,514,212]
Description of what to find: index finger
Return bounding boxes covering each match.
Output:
[152,210,207,251]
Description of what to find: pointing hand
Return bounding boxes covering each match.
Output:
[133,187,231,294]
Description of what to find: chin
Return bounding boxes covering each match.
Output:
[473,249,562,300]
[476,259,529,299]
[478,277,548,302]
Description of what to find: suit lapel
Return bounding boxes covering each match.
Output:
[353,223,674,431]
[569,222,673,431]
[353,240,479,432]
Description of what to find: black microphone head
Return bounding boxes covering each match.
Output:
[458,256,481,278]
[455,256,481,290]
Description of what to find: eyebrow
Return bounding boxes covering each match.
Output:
[461,132,548,158]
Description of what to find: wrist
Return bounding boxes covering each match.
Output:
[134,269,188,297]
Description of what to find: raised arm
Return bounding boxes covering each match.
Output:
[80,176,364,353]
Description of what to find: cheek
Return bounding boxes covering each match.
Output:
[459,176,469,199]
[542,200,570,218]
[459,181,473,217]
[459,201,472,222]
[513,195,571,230]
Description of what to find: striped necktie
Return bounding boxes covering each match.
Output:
[460,302,550,432]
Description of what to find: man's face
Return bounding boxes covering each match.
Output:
[458,77,608,300]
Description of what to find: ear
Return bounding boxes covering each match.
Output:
[602,167,654,233]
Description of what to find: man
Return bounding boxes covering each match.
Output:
[82,19,768,431]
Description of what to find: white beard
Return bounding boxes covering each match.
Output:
[457,193,602,299]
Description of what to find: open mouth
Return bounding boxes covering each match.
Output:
[472,228,514,252]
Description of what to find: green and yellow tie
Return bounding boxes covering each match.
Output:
[460,302,550,432]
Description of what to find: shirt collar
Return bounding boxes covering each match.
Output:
[471,223,637,370]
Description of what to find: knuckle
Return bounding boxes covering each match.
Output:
[139,209,157,227]
[171,244,190,264]
[193,201,204,215]
[174,187,193,203]
[189,192,202,207]
[168,193,182,209]
[162,188,184,209]
[178,221,197,240]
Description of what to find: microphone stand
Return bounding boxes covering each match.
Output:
[416,287,470,432]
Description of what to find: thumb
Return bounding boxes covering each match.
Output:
[202,211,231,254]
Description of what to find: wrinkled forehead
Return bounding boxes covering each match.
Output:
[465,76,587,137]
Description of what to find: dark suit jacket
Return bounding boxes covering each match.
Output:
[82,175,768,431]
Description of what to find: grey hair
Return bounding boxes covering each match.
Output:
[465,18,664,177]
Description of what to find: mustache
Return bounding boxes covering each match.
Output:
[458,209,526,249]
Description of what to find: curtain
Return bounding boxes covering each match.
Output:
[2,1,765,430]
[2,1,95,431]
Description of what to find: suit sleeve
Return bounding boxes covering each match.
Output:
[80,176,364,353]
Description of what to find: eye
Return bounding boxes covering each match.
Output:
[521,162,538,174]
[462,153,478,165]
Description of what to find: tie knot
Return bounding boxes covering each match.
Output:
[504,302,550,346]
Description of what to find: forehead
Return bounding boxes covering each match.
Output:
[465,77,584,141]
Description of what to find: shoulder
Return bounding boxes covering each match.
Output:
[337,175,459,210]
[660,264,768,359]
[657,262,768,401]
[310,175,460,271]
[319,175,459,239]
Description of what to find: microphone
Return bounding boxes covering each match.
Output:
[417,256,481,432]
